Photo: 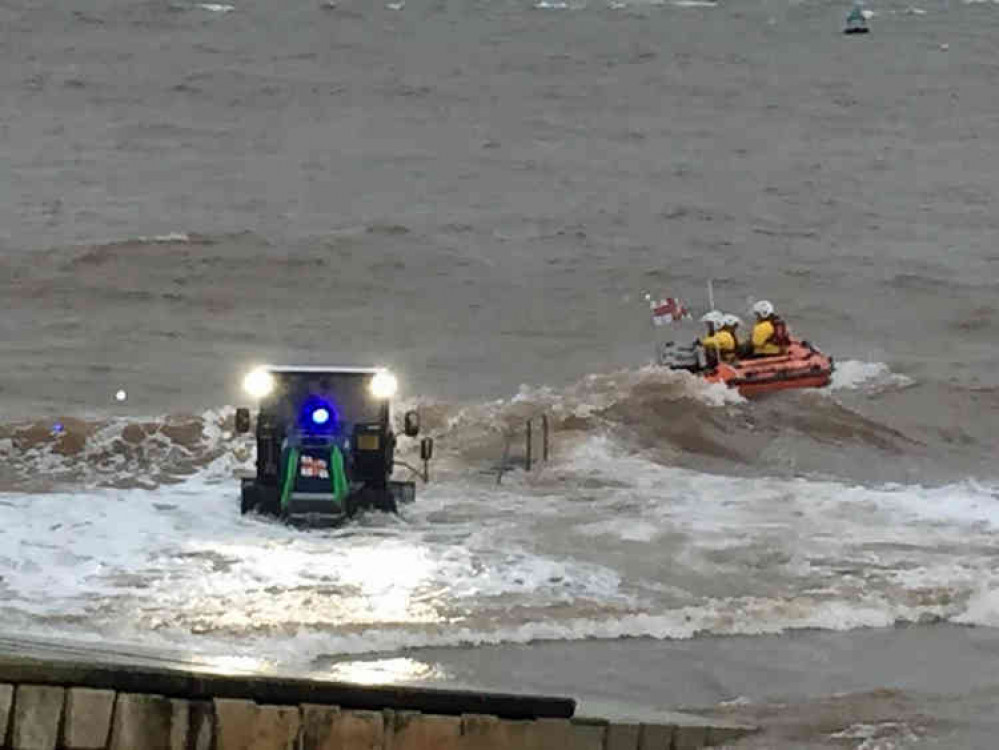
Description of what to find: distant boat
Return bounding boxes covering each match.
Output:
[844,4,870,34]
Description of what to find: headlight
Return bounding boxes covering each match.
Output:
[370,370,398,399]
[243,368,274,398]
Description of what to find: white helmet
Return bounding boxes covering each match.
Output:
[721,313,742,328]
[752,300,775,318]
[699,310,724,325]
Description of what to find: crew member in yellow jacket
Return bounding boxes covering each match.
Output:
[699,310,736,360]
[720,313,743,353]
[751,300,788,356]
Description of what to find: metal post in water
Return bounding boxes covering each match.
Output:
[498,434,511,485]
[526,419,533,472]
[542,414,549,463]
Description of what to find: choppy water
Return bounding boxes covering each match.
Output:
[2,0,999,746]
[5,399,999,655]
[2,372,999,748]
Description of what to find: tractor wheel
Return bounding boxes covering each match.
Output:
[258,486,281,517]
[240,481,258,515]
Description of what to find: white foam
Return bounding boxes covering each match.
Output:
[578,518,661,542]
[3,427,998,661]
[81,591,966,660]
[831,722,917,740]
[718,696,753,707]
[831,722,921,750]
[136,232,191,243]
[510,365,744,414]
[828,360,915,392]
[197,3,234,12]
[954,587,999,627]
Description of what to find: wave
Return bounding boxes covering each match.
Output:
[2,426,997,663]
[0,409,242,490]
[68,231,211,261]
[397,366,754,477]
[827,360,915,392]
[70,595,964,664]
[0,590,986,669]
[954,587,999,627]
[0,358,954,491]
[135,232,193,243]
[280,595,962,657]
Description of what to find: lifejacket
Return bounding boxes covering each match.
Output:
[700,329,736,354]
[723,329,741,362]
[771,316,791,347]
[699,330,735,369]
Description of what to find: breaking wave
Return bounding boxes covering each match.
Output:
[2,432,997,667]
[828,360,916,393]
[0,359,940,492]
[0,408,244,491]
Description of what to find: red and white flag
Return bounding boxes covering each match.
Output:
[649,296,690,326]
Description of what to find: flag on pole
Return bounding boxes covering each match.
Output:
[649,296,690,326]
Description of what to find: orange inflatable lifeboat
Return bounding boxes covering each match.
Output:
[706,339,834,397]
[657,338,835,397]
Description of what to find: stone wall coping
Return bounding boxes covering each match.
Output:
[576,700,756,731]
[0,656,573,721]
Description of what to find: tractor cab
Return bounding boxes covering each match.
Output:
[235,366,430,526]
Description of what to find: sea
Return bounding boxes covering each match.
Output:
[1,0,998,746]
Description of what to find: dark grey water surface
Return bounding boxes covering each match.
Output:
[3,0,999,746]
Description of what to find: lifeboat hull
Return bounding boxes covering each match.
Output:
[705,340,834,397]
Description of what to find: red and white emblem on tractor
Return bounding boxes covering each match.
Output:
[299,456,329,479]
